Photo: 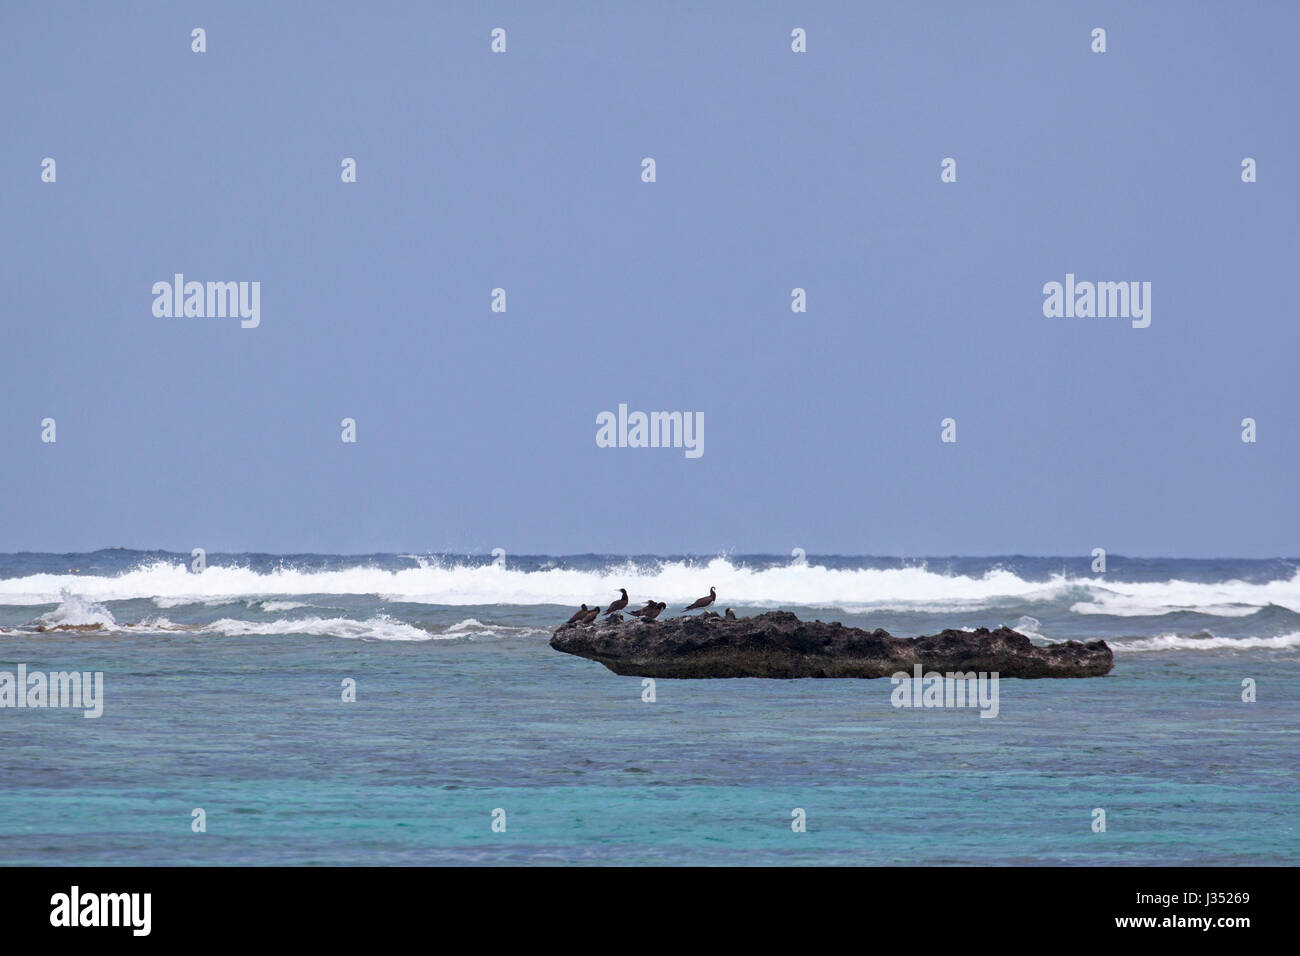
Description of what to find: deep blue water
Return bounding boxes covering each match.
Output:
[0,551,1296,865]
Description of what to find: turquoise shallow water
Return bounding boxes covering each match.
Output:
[1,628,1296,865]
[1,552,1297,865]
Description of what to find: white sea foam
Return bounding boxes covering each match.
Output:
[1111,632,1300,653]
[203,614,433,642]
[131,616,182,631]
[34,592,118,628]
[1,558,1297,617]
[196,615,548,642]
[446,617,490,632]
[1011,615,1047,641]
[153,596,242,608]
[8,587,1298,651]
[438,618,551,639]
[1068,577,1298,617]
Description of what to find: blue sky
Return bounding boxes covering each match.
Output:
[2,1,1296,556]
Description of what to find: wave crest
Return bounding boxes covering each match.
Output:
[1,558,1298,618]
[1112,632,1300,653]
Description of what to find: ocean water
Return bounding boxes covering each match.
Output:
[0,551,1296,866]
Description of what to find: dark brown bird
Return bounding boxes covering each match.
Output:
[629,600,665,620]
[605,588,629,615]
[683,587,716,612]
[566,604,589,624]
[724,607,736,620]
[579,606,601,624]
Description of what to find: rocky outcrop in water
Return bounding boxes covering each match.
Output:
[550,610,1113,679]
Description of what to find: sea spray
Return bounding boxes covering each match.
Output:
[2,557,1299,616]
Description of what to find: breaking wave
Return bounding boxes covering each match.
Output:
[2,557,1298,616]
[203,614,432,642]
[1111,632,1300,652]
[33,592,118,628]
[1,594,554,643]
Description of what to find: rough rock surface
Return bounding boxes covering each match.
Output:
[550,610,1113,679]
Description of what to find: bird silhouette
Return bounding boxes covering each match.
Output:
[605,588,629,615]
[683,587,716,612]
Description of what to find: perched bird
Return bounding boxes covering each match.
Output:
[629,601,665,621]
[683,587,716,612]
[566,604,589,624]
[605,588,629,615]
[640,601,666,621]
[724,608,736,620]
[579,606,601,625]
[605,612,624,623]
